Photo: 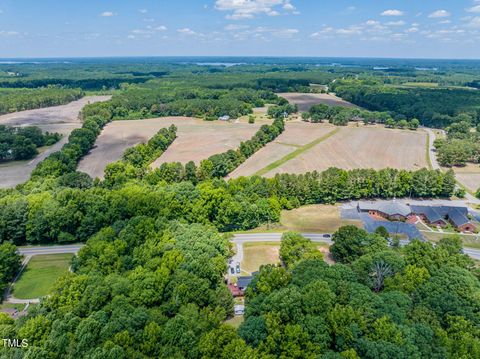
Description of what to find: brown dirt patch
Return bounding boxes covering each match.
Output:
[278,92,357,112]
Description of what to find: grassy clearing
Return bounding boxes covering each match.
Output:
[254,128,340,176]
[425,131,433,170]
[280,204,362,233]
[421,231,480,249]
[225,316,244,328]
[242,242,280,273]
[13,254,73,299]
[401,82,439,88]
[0,303,26,312]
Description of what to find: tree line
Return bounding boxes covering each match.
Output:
[0,87,83,115]
[0,167,456,246]
[332,79,480,128]
[435,120,480,167]
[0,125,61,161]
[301,103,420,129]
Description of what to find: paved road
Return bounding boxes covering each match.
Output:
[422,127,442,171]
[18,244,84,256]
[232,233,480,260]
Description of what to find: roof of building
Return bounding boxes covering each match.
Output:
[237,276,254,289]
[449,209,470,227]
[358,201,412,217]
[410,205,445,223]
[411,205,470,227]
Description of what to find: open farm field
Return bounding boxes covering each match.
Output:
[278,92,357,111]
[456,174,480,193]
[0,96,111,188]
[264,126,428,177]
[229,121,337,178]
[232,123,428,178]
[78,117,266,179]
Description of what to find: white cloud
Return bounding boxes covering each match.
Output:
[0,30,19,37]
[155,25,167,31]
[215,0,296,19]
[428,10,451,18]
[465,16,480,28]
[406,27,419,33]
[224,24,250,30]
[139,9,148,14]
[177,28,197,35]
[466,5,480,13]
[381,9,404,16]
[100,11,115,17]
[386,20,406,26]
[438,20,451,24]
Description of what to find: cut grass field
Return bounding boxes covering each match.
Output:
[13,254,73,299]
[241,242,280,273]
[280,204,363,233]
[451,164,480,193]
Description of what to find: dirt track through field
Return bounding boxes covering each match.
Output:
[278,92,357,112]
[78,117,266,179]
[0,96,111,188]
[229,122,336,178]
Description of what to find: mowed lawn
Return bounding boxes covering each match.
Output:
[13,254,73,299]
[241,242,280,274]
[280,204,362,233]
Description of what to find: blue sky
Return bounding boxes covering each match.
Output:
[1,0,480,58]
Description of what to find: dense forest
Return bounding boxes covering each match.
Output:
[435,121,480,167]
[0,87,83,115]
[0,225,477,358]
[332,80,480,128]
[0,125,61,161]
[1,58,479,357]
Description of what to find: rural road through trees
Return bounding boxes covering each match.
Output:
[231,233,480,260]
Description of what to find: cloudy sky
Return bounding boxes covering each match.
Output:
[1,0,480,58]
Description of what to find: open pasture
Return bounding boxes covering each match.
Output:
[0,96,110,188]
[78,117,265,179]
[278,92,357,112]
[453,164,480,192]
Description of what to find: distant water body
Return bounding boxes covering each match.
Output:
[0,57,479,70]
